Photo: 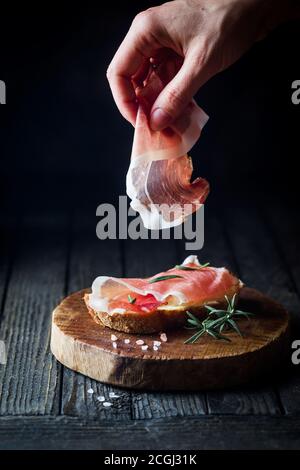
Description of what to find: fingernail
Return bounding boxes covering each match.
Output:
[150,108,172,131]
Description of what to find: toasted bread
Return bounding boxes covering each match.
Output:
[84,277,242,334]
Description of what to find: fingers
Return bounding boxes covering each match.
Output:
[106,38,144,126]
[150,49,212,131]
[107,11,161,126]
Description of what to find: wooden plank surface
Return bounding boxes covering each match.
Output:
[1,415,300,450]
[0,216,15,316]
[218,203,300,415]
[178,210,283,415]
[263,203,300,414]
[0,216,67,415]
[0,199,299,448]
[125,238,207,418]
[60,215,132,419]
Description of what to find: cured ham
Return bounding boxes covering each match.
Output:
[126,59,210,230]
[87,255,243,316]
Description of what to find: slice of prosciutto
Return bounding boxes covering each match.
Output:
[126,59,210,230]
[87,255,243,316]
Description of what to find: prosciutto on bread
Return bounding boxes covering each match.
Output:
[84,255,243,334]
[126,59,210,230]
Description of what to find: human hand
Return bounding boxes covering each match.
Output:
[107,0,297,130]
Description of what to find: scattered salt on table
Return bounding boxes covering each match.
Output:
[124,339,130,344]
[109,392,120,398]
[111,334,118,341]
[97,396,105,402]
[136,340,144,345]
[153,346,159,351]
[103,402,112,407]
[153,340,161,347]
[141,345,148,351]
[87,388,94,394]
[112,341,117,349]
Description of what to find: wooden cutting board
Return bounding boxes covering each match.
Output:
[50,287,290,391]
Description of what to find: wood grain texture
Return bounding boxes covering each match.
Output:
[223,204,300,415]
[216,204,300,415]
[132,391,207,419]
[0,217,15,317]
[179,212,283,415]
[1,415,300,450]
[207,387,282,415]
[0,216,66,415]
[61,215,132,419]
[51,286,290,391]
[124,238,207,416]
[263,203,300,414]
[223,205,299,316]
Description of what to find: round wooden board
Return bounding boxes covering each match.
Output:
[51,287,290,391]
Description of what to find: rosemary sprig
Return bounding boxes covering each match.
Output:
[128,294,136,304]
[184,294,254,344]
[175,262,210,271]
[149,274,183,284]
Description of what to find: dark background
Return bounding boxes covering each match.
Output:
[0,1,299,216]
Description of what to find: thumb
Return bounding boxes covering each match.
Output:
[150,51,209,131]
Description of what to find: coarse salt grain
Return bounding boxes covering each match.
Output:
[153,346,159,351]
[124,339,130,344]
[136,340,144,345]
[97,396,105,402]
[87,388,94,394]
[153,340,161,347]
[103,402,112,407]
[111,334,118,341]
[141,345,148,351]
[112,341,117,349]
[109,392,120,398]
[160,333,167,342]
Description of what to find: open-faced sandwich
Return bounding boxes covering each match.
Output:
[84,255,243,334]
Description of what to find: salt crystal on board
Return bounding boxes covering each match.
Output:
[136,340,144,345]
[160,333,167,342]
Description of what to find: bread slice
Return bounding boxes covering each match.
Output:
[84,277,243,334]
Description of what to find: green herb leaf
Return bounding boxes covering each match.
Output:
[149,274,183,284]
[184,294,254,344]
[127,295,136,304]
[187,318,200,327]
[186,311,201,322]
[175,262,210,271]
[184,329,205,344]
[227,319,242,336]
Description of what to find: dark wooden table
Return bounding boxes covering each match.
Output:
[1,196,300,450]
